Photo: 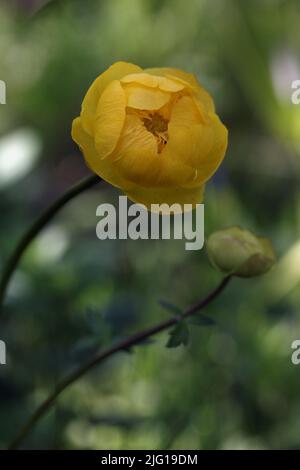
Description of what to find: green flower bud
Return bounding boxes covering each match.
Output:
[206,226,276,278]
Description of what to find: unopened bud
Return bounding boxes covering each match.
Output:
[206,226,276,278]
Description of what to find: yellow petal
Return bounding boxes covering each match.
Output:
[146,67,199,88]
[112,114,162,185]
[125,183,205,212]
[193,112,228,181]
[146,67,215,113]
[81,61,142,135]
[121,73,159,88]
[164,96,212,170]
[94,80,126,159]
[158,156,198,186]
[124,84,171,110]
[191,88,215,117]
[168,123,214,173]
[158,76,185,92]
[165,96,227,184]
[121,72,185,93]
[71,117,134,189]
[180,114,228,188]
[158,98,201,184]
[169,95,203,127]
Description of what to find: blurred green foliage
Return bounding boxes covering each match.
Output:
[1,0,300,450]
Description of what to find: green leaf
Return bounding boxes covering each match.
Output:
[189,315,216,327]
[86,307,111,343]
[166,321,190,348]
[158,299,183,316]
[86,308,103,334]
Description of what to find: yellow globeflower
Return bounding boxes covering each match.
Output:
[72,61,228,211]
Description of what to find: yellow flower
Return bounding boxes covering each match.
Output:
[206,227,276,277]
[72,61,228,211]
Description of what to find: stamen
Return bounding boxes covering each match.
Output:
[142,113,169,153]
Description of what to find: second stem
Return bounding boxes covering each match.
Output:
[8,275,231,450]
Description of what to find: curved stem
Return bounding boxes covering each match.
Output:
[7,275,231,450]
[0,175,101,317]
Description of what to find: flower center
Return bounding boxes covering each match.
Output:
[142,113,169,154]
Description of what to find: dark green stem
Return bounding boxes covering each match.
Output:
[0,175,101,317]
[7,275,231,450]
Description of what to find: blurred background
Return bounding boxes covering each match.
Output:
[1,0,300,450]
